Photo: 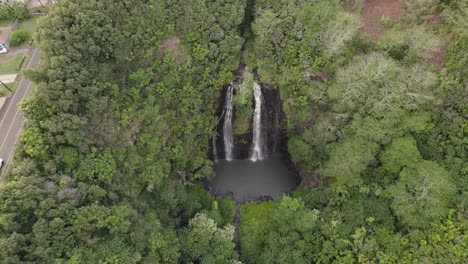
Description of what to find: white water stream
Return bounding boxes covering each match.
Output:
[223,85,234,161]
[250,82,264,162]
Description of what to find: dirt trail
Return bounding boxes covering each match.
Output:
[360,0,402,40]
[424,14,451,70]
[426,35,451,70]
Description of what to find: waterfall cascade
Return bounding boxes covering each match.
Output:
[250,82,264,162]
[223,85,234,161]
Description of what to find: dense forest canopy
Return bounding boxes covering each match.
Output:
[0,0,466,263]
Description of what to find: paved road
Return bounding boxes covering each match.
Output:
[0,48,40,181]
[0,48,30,61]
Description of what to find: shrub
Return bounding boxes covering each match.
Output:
[233,70,254,135]
[0,5,13,20]
[219,195,236,224]
[341,0,366,13]
[321,12,360,58]
[404,0,440,23]
[442,0,468,35]
[0,3,30,20]
[378,26,441,62]
[11,2,30,20]
[379,15,396,28]
[378,28,410,61]
[10,30,30,47]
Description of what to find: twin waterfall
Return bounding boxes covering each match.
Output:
[223,85,234,161]
[214,79,271,162]
[250,82,264,162]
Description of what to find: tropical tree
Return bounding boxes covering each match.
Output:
[380,136,423,175]
[179,213,238,264]
[322,137,379,186]
[388,161,457,228]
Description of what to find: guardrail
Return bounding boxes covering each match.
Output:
[16,55,26,71]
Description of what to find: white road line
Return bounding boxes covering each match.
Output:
[0,109,21,152]
[26,48,39,68]
[0,77,27,129]
[4,114,25,170]
[0,81,33,152]
[1,82,31,177]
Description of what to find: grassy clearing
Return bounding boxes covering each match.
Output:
[17,16,40,46]
[0,54,26,74]
[0,19,12,27]
[0,81,16,97]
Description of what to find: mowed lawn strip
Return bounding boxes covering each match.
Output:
[0,81,16,97]
[0,54,26,74]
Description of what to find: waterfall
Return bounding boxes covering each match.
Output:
[250,82,264,162]
[223,85,234,161]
